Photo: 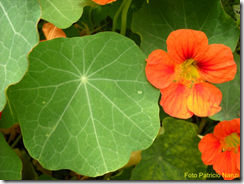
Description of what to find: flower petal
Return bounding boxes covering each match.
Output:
[198,134,222,165]
[42,23,66,40]
[236,146,240,171]
[92,0,116,5]
[196,44,237,83]
[166,29,209,64]
[213,151,240,180]
[187,82,222,117]
[146,49,176,89]
[213,118,240,139]
[160,82,193,119]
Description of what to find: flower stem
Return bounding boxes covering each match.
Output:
[11,133,22,149]
[120,0,132,35]
[197,119,207,135]
[112,0,127,32]
[89,6,94,31]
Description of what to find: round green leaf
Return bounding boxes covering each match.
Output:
[131,117,207,180]
[0,133,22,180]
[8,32,160,177]
[132,0,239,55]
[209,52,240,121]
[39,0,97,29]
[0,0,41,112]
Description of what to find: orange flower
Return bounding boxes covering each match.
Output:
[92,0,116,5]
[42,23,66,41]
[198,118,240,180]
[146,29,237,119]
[0,111,2,119]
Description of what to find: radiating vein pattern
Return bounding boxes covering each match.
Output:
[9,32,160,177]
[131,118,207,180]
[0,0,41,111]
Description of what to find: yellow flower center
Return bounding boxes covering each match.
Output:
[175,59,202,87]
[220,132,240,152]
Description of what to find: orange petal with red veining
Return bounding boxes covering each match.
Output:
[42,23,66,40]
[166,29,209,64]
[92,0,116,5]
[145,49,176,89]
[213,118,240,140]
[160,82,193,119]
[196,44,237,83]
[213,151,240,180]
[198,134,222,165]
[187,82,222,117]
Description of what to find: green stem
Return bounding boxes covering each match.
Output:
[88,6,94,30]
[120,0,132,35]
[197,119,207,135]
[11,134,22,149]
[112,0,127,32]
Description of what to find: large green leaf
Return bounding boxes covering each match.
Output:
[209,52,240,121]
[39,0,97,29]
[131,117,207,180]
[132,0,239,55]
[8,32,160,177]
[0,0,41,112]
[0,133,22,180]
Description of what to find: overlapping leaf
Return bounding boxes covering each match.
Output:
[131,117,207,180]
[132,0,239,55]
[0,133,22,180]
[0,0,41,112]
[39,0,97,29]
[8,32,160,177]
[209,52,240,121]
[0,99,18,129]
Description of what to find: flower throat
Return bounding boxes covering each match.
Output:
[175,58,202,87]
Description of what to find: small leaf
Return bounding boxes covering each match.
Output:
[13,149,38,180]
[8,32,160,177]
[0,0,41,111]
[209,52,240,121]
[131,117,207,180]
[109,166,135,180]
[92,4,111,24]
[63,25,80,38]
[0,133,22,180]
[132,0,239,55]
[0,100,19,129]
[38,174,58,180]
[39,0,97,29]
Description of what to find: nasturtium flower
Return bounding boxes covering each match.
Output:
[146,29,237,119]
[0,111,2,119]
[92,0,116,5]
[198,118,240,180]
[42,23,66,40]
